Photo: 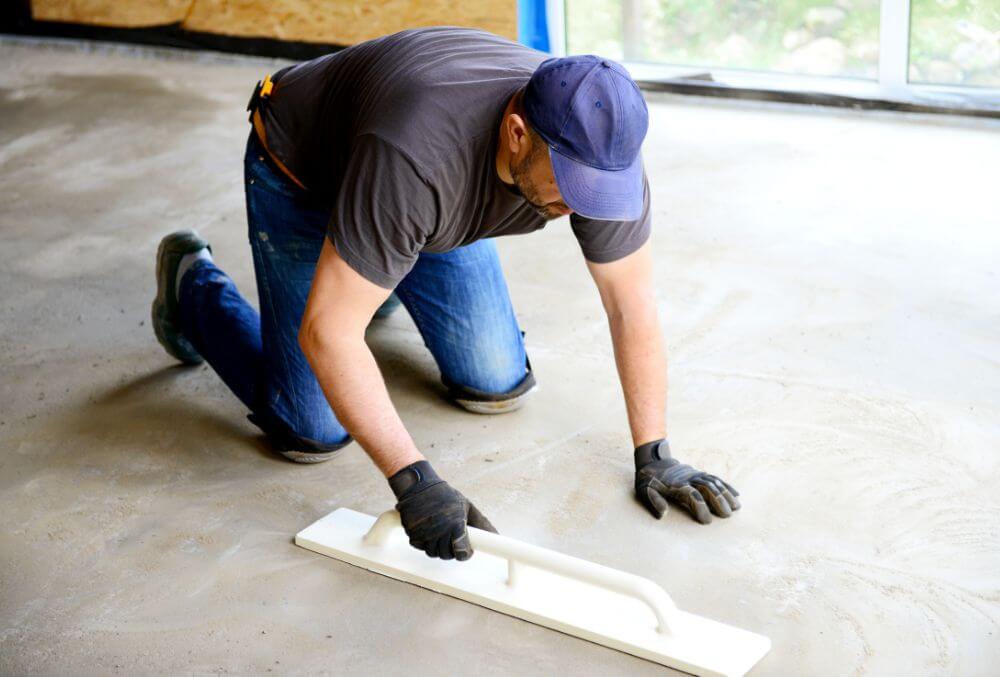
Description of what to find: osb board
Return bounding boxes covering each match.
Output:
[29,0,517,43]
[184,0,517,43]
[30,0,193,27]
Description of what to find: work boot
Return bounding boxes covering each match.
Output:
[447,348,537,414]
[152,229,212,365]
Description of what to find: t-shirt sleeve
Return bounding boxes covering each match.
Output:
[569,167,652,264]
[328,134,438,289]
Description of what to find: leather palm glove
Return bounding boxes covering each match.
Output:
[634,439,741,524]
[388,460,497,561]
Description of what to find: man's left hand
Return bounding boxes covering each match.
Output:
[634,439,741,524]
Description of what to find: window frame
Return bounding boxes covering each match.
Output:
[548,0,999,115]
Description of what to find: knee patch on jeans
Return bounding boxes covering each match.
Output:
[445,361,537,415]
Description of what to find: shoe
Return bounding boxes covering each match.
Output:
[278,449,345,463]
[451,373,538,414]
[448,352,538,414]
[152,229,212,365]
[246,413,353,464]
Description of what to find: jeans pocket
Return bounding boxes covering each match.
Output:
[246,156,301,199]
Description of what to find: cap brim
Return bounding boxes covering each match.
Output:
[549,147,644,221]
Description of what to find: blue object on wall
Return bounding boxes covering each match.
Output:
[518,0,550,52]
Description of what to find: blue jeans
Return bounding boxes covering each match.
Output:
[177,131,534,451]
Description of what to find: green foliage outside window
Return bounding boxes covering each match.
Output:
[910,0,999,86]
[566,0,999,86]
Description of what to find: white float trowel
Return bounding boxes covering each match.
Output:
[296,508,770,676]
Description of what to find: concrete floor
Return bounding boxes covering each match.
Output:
[1,36,998,676]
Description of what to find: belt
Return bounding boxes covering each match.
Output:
[246,74,308,191]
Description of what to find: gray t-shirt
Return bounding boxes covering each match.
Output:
[260,26,651,288]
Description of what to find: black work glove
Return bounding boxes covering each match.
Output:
[388,460,498,561]
[634,439,741,524]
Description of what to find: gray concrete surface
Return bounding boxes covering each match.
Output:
[1,37,998,676]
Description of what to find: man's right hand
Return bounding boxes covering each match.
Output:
[389,460,497,561]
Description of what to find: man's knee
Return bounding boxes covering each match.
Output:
[446,366,537,415]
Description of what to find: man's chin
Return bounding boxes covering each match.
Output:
[535,206,564,221]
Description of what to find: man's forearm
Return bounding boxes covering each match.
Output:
[607,306,668,447]
[299,324,423,477]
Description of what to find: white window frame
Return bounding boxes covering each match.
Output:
[547,0,999,114]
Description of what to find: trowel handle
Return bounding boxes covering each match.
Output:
[364,509,679,635]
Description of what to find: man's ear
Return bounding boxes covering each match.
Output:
[505,113,529,156]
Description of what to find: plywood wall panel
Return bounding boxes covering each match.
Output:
[29,0,517,44]
[31,0,193,27]
[183,0,517,44]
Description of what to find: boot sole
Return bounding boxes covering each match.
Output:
[152,231,208,365]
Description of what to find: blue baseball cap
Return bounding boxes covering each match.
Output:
[523,55,648,221]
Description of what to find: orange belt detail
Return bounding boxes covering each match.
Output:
[250,74,308,191]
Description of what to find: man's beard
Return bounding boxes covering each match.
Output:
[509,152,565,221]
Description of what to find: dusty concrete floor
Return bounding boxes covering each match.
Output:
[1,36,998,676]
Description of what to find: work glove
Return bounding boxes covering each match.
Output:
[634,439,741,524]
[388,460,497,561]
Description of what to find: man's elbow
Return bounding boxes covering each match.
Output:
[299,312,364,359]
[604,290,658,326]
[298,317,316,358]
[298,314,332,359]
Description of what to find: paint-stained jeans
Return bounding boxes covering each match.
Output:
[177,131,533,451]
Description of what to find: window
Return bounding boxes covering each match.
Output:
[557,0,999,106]
[567,0,882,79]
[910,0,1000,87]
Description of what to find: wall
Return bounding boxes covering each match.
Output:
[30,0,517,44]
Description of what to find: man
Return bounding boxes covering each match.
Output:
[152,27,740,563]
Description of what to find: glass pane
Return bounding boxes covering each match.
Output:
[566,0,625,61]
[566,0,882,79]
[910,0,1000,87]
